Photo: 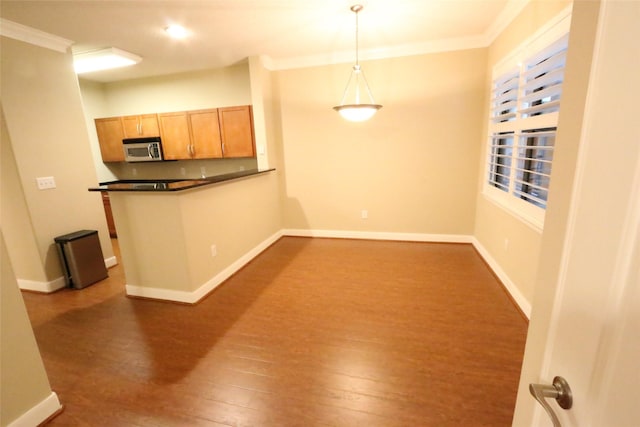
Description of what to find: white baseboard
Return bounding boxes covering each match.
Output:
[124,284,195,304]
[17,276,66,293]
[7,391,62,427]
[471,237,532,318]
[105,256,118,268]
[125,230,284,304]
[17,257,115,293]
[282,228,473,243]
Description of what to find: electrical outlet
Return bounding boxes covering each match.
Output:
[36,176,56,190]
[132,168,138,176]
[210,244,217,257]
[361,209,368,219]
[180,167,186,176]
[200,166,206,178]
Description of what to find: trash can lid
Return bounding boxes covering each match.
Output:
[54,229,98,243]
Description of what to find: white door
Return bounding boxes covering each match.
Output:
[513,1,640,426]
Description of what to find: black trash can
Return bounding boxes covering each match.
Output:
[54,230,108,289]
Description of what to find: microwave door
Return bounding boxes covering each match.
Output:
[125,145,155,161]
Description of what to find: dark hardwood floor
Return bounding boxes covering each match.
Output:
[22,237,528,426]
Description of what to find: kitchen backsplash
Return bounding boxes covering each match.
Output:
[101,157,258,183]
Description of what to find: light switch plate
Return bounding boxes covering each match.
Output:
[36,176,56,190]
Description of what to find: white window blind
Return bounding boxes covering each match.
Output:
[514,129,555,208]
[491,69,520,123]
[488,132,514,192]
[520,36,568,119]
[485,30,569,225]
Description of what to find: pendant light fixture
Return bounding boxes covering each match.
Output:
[333,4,382,122]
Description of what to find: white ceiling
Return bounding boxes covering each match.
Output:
[0,0,528,83]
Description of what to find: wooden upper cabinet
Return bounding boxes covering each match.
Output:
[188,109,223,159]
[95,117,125,162]
[94,105,255,163]
[219,105,255,158]
[158,112,191,160]
[122,114,160,138]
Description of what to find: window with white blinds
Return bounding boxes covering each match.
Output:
[485,30,569,228]
[488,132,514,192]
[491,71,519,124]
[514,129,555,208]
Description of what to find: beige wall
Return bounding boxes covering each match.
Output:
[181,172,282,289]
[79,64,258,182]
[1,36,114,282]
[249,56,280,170]
[100,63,252,115]
[1,108,47,283]
[248,56,285,224]
[111,171,282,296]
[276,48,487,234]
[0,231,58,425]
[79,79,119,182]
[473,0,572,305]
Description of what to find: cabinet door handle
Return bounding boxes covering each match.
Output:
[222,142,225,155]
[529,376,573,427]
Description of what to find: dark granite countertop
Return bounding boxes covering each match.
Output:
[88,168,275,192]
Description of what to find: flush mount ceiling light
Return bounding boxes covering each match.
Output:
[165,24,189,39]
[333,4,382,122]
[73,47,142,74]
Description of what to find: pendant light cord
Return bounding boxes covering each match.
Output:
[351,4,363,66]
[355,7,359,66]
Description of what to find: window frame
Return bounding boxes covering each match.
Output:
[483,10,572,231]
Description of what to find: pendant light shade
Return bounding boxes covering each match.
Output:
[333,5,382,121]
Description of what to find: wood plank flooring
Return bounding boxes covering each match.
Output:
[22,237,528,426]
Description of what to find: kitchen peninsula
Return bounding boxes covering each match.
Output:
[89,168,279,304]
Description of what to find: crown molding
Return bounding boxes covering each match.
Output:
[269,34,488,71]
[0,18,73,53]
[268,0,532,71]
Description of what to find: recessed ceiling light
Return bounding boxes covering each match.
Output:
[165,25,189,39]
[73,47,142,74]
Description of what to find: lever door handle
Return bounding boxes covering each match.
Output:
[529,376,573,427]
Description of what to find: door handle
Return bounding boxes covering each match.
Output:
[529,376,573,427]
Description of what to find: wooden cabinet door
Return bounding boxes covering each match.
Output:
[138,114,160,137]
[94,117,125,162]
[188,109,223,159]
[218,105,255,158]
[122,115,141,138]
[158,112,191,160]
[122,114,159,137]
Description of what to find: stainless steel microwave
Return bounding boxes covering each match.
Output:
[123,137,163,162]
